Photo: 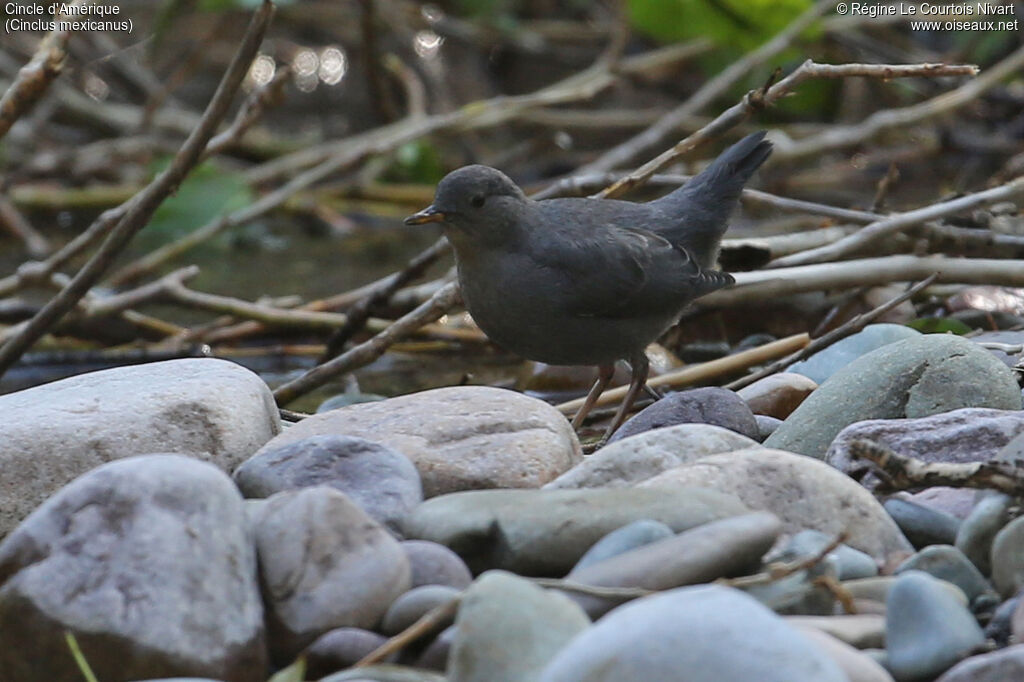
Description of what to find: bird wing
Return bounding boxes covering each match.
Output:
[531,219,732,320]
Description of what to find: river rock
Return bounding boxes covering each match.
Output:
[770,529,878,580]
[991,516,1024,596]
[784,614,887,649]
[400,540,473,589]
[381,585,460,636]
[737,372,818,419]
[571,519,674,572]
[537,585,848,682]
[0,455,266,681]
[233,434,422,533]
[895,545,993,603]
[827,408,1024,484]
[305,628,391,678]
[402,487,749,575]
[765,334,1022,459]
[449,571,589,682]
[252,487,410,662]
[609,387,759,443]
[883,498,961,548]
[640,448,912,559]
[544,423,759,490]
[0,358,280,537]
[787,324,920,384]
[936,646,1024,682]
[886,571,985,681]
[565,512,782,617]
[957,493,1014,576]
[251,386,581,497]
[795,626,895,682]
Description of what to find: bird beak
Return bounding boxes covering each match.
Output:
[405,205,447,225]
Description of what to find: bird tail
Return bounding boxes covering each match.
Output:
[652,131,773,268]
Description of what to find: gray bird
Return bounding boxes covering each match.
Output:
[406,131,773,440]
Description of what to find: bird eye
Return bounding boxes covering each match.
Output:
[470,194,486,208]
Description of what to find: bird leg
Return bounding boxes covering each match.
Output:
[602,353,650,442]
[571,364,616,430]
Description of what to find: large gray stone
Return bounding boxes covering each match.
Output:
[566,512,782,617]
[991,515,1024,596]
[765,334,1022,459]
[0,358,280,537]
[787,323,921,384]
[886,571,985,681]
[0,455,266,681]
[253,487,410,663]
[402,487,749,575]
[641,448,912,559]
[609,387,759,443]
[252,386,581,497]
[449,571,589,682]
[233,434,422,533]
[570,519,674,572]
[544,423,759,490]
[537,585,848,682]
[827,408,1024,483]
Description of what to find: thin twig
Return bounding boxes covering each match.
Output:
[354,595,461,667]
[0,2,80,140]
[273,281,463,406]
[0,1,276,378]
[719,532,849,588]
[595,60,978,200]
[0,195,50,257]
[581,0,831,174]
[556,333,809,415]
[725,274,938,390]
[769,176,1024,267]
[319,237,450,362]
[203,65,291,159]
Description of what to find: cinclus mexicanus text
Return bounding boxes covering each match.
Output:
[406,131,773,439]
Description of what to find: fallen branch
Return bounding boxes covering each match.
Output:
[702,255,1024,307]
[556,333,809,415]
[0,1,276,378]
[0,2,79,140]
[273,281,463,406]
[769,176,1024,267]
[849,439,1024,496]
[578,0,832,174]
[595,60,979,200]
[725,274,937,390]
[771,42,1024,163]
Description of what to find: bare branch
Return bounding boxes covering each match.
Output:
[768,176,1024,267]
[0,2,79,140]
[556,333,809,415]
[596,60,979,199]
[273,282,463,407]
[0,1,276,378]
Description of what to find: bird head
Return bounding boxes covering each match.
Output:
[405,165,528,249]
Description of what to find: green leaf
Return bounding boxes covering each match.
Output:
[906,317,974,335]
[141,160,254,249]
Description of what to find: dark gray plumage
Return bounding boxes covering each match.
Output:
[406,131,773,439]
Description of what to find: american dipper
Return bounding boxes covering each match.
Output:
[406,131,773,439]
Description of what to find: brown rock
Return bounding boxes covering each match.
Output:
[737,372,818,419]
